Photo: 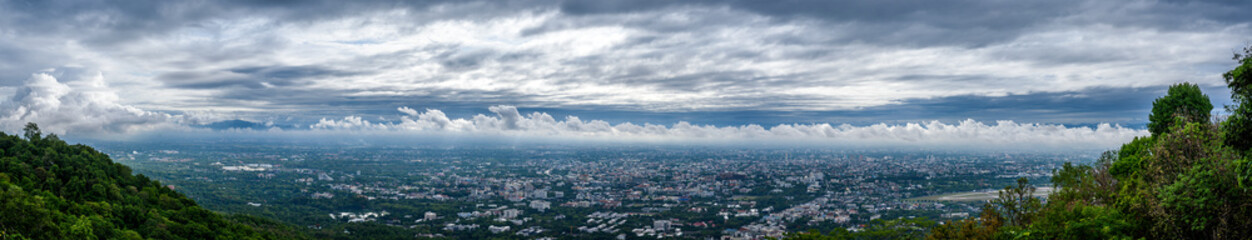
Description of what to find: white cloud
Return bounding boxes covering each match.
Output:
[310,116,386,130]
[0,72,1146,151]
[0,72,183,135]
[309,105,1147,150]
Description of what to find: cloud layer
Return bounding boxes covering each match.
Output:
[0,0,1246,118]
[308,105,1147,149]
[0,0,1238,149]
[0,71,1146,150]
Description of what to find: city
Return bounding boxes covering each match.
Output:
[93,141,1080,239]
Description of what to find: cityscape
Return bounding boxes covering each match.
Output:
[92,140,1077,239]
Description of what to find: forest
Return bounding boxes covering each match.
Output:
[0,123,308,239]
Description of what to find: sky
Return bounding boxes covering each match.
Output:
[0,0,1248,150]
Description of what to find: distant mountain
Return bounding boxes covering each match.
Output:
[0,124,306,239]
[197,119,278,131]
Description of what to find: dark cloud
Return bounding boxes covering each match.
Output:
[556,0,1079,47]
[480,85,1232,128]
[561,0,1067,26]
[157,65,363,89]
[228,65,365,86]
[0,0,548,54]
[555,0,1252,47]
[438,49,498,71]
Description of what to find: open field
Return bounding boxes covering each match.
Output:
[908,187,1055,202]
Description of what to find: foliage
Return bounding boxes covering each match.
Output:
[1110,136,1152,180]
[0,123,307,240]
[925,204,1002,240]
[1144,122,1249,239]
[990,178,1040,227]
[928,120,1246,240]
[1011,152,1134,239]
[1224,45,1252,152]
[924,45,1252,240]
[1148,83,1213,136]
[782,218,936,240]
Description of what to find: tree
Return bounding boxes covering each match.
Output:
[1223,45,1252,152]
[784,218,935,240]
[1144,121,1250,239]
[21,123,39,142]
[1148,83,1213,136]
[926,204,1002,240]
[991,178,1041,227]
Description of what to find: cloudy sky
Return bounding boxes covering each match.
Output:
[0,0,1247,149]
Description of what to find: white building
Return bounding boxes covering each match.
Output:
[489,225,511,234]
[502,209,521,219]
[425,211,438,221]
[653,220,671,231]
[530,200,551,212]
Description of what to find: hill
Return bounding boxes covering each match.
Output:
[0,123,307,240]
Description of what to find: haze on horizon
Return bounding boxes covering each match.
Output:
[0,0,1248,150]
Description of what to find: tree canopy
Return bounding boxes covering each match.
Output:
[1223,45,1252,152]
[1148,82,1213,136]
[0,123,307,240]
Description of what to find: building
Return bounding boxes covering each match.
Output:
[653,220,672,231]
[425,211,438,221]
[502,209,521,219]
[530,200,551,212]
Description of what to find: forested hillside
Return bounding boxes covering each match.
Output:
[789,46,1252,240]
[0,123,306,240]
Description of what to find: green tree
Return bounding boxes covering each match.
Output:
[1145,122,1249,239]
[1110,136,1153,179]
[991,178,1041,227]
[926,204,1002,240]
[784,218,935,240]
[1223,45,1252,152]
[1148,83,1213,136]
[0,127,309,240]
[20,123,39,142]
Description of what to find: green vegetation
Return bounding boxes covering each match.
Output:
[0,124,307,240]
[788,45,1252,240]
[1148,83,1213,136]
[784,218,937,240]
[1223,45,1252,154]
